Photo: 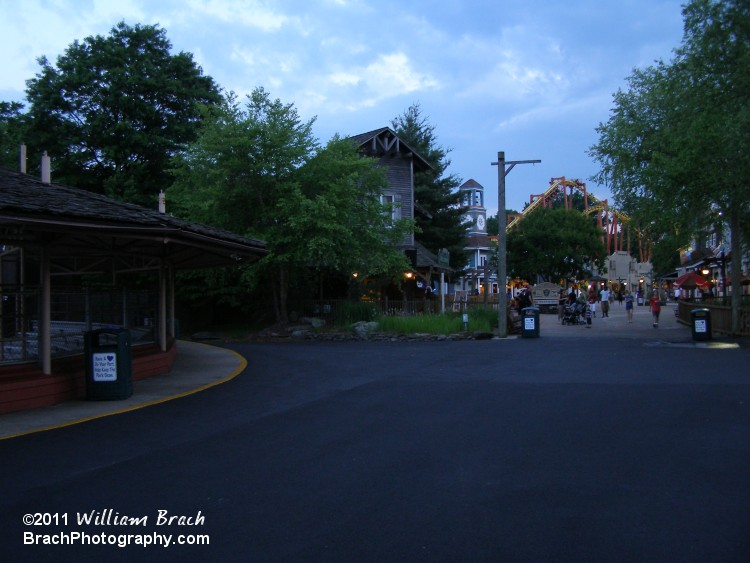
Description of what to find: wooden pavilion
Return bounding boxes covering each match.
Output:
[0,167,266,413]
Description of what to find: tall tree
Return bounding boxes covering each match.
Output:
[391,103,468,273]
[507,207,605,284]
[22,21,221,206]
[590,0,750,333]
[0,102,26,170]
[170,89,411,322]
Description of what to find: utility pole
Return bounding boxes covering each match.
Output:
[492,152,541,338]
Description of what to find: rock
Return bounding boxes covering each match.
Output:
[352,321,380,339]
[301,317,326,328]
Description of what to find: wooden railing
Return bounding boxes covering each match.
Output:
[676,300,750,336]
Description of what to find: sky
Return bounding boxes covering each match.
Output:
[0,0,686,214]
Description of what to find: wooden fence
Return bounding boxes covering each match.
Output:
[676,300,750,336]
[291,296,515,324]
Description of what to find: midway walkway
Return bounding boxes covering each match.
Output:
[1,300,738,440]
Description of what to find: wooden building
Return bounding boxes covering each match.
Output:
[0,167,266,413]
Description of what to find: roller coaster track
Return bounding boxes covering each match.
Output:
[506,177,651,261]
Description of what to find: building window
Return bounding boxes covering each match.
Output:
[380,194,401,222]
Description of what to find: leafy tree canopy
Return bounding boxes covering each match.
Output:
[169,89,411,321]
[589,0,750,331]
[507,207,606,283]
[0,101,26,170]
[22,21,221,206]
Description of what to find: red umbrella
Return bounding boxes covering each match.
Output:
[674,271,711,290]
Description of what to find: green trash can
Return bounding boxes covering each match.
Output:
[85,328,133,400]
[521,307,540,338]
[690,308,712,341]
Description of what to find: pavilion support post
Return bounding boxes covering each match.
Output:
[39,248,51,375]
[122,286,129,328]
[440,272,445,314]
[159,261,168,352]
[169,263,176,339]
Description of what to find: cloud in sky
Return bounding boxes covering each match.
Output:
[0,0,685,213]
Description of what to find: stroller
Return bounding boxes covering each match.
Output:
[561,301,587,325]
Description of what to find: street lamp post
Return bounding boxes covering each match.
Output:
[492,151,541,338]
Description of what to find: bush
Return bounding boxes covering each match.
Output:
[375,308,495,334]
[333,301,378,326]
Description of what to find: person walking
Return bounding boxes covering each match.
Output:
[600,286,611,317]
[624,290,634,323]
[649,290,661,328]
[588,288,598,318]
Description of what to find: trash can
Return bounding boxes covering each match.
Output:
[521,307,540,338]
[690,308,712,341]
[84,328,133,400]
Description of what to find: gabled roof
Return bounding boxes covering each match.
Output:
[413,241,453,273]
[459,179,483,190]
[349,127,432,171]
[0,168,267,271]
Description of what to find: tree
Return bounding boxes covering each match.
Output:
[169,89,411,322]
[590,0,750,333]
[391,104,468,273]
[0,102,26,170]
[22,21,221,206]
[507,207,606,283]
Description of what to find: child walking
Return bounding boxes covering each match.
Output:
[625,290,634,323]
[649,291,661,328]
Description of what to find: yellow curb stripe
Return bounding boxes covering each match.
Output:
[0,343,247,441]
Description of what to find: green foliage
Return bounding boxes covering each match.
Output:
[589,0,750,331]
[651,231,687,276]
[507,207,606,282]
[22,21,221,205]
[391,103,468,271]
[375,307,494,334]
[170,89,412,322]
[0,101,26,170]
[274,135,413,279]
[333,301,378,326]
[170,89,317,236]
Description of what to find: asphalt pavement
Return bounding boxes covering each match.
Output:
[1,301,749,562]
[0,299,738,440]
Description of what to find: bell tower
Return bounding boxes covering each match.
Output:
[459,179,487,234]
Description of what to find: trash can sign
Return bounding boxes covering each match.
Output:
[92,352,118,381]
[521,307,540,338]
[694,319,708,334]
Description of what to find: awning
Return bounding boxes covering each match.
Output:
[674,271,711,291]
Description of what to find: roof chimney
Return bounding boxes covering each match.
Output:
[41,151,51,184]
[158,190,166,213]
[20,144,27,174]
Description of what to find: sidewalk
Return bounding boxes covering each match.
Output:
[535,299,748,350]
[539,299,686,338]
[0,340,245,440]
[1,306,740,440]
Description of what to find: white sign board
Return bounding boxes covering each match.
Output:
[524,318,536,330]
[694,319,707,333]
[92,352,118,382]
